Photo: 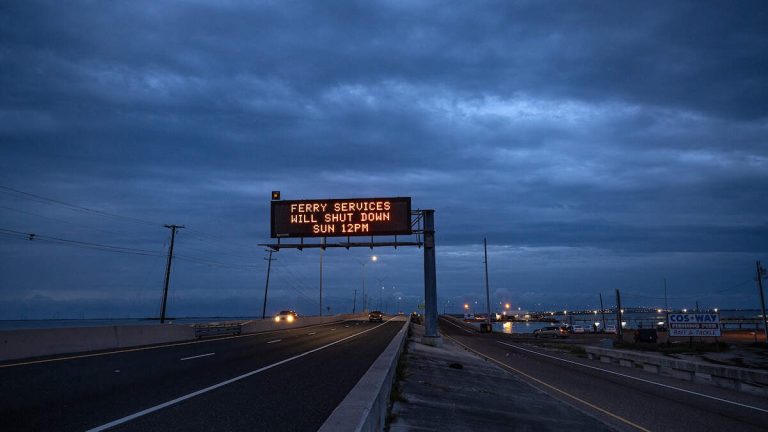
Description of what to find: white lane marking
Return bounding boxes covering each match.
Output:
[0,319,359,369]
[496,340,768,414]
[440,317,474,333]
[266,339,281,344]
[344,325,350,328]
[331,328,336,331]
[86,317,398,432]
[180,353,215,361]
[307,332,316,335]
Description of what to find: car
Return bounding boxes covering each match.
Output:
[369,310,383,322]
[605,324,617,334]
[274,310,298,323]
[533,326,569,338]
[633,328,658,343]
[410,312,422,324]
[571,325,585,334]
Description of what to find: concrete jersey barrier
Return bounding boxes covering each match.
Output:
[0,313,368,362]
[318,317,410,432]
[0,324,196,362]
[585,346,768,397]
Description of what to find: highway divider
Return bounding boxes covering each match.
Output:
[240,313,362,334]
[585,346,768,397]
[0,313,367,362]
[318,316,410,432]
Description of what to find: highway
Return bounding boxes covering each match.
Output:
[439,317,768,432]
[0,317,406,431]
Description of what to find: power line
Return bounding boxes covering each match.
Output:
[0,185,266,258]
[0,185,161,227]
[0,228,164,257]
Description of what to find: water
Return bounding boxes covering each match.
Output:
[466,321,554,334]
[0,317,259,331]
[464,309,765,334]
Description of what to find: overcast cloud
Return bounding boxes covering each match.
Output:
[1,1,766,319]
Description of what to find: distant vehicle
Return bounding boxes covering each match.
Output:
[634,328,658,343]
[274,310,298,323]
[533,326,569,338]
[369,310,383,322]
[605,325,617,334]
[571,325,585,334]
[397,311,405,316]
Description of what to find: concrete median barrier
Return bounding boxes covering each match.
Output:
[240,313,365,334]
[318,317,410,432]
[585,346,768,396]
[0,324,195,362]
[0,313,368,362]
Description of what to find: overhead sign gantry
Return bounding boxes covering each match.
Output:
[262,194,440,345]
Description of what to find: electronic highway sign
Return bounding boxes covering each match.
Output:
[668,313,721,337]
[271,197,412,238]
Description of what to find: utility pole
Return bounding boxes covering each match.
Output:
[483,237,492,329]
[160,224,184,324]
[319,249,323,317]
[352,289,357,314]
[664,278,669,312]
[262,250,275,319]
[756,261,768,345]
[615,289,623,342]
[599,293,607,330]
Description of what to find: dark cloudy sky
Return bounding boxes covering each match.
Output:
[1,1,766,319]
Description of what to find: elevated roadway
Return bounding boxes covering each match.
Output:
[1,317,406,431]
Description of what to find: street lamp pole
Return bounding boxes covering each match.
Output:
[360,255,377,313]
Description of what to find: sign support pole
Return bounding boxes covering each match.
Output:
[422,210,441,344]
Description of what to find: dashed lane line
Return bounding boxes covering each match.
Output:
[0,320,358,369]
[180,353,215,361]
[85,317,399,432]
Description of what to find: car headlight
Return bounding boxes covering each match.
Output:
[274,316,280,322]
[287,315,294,322]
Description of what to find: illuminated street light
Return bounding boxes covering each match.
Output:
[464,304,469,310]
[657,309,663,313]
[505,303,511,310]
[683,308,687,313]
[714,308,719,313]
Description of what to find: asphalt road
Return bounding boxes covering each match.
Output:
[439,317,768,432]
[1,317,405,431]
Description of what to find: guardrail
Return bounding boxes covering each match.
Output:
[194,322,242,339]
[584,346,768,397]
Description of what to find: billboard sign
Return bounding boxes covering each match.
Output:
[668,313,721,337]
[271,197,412,238]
